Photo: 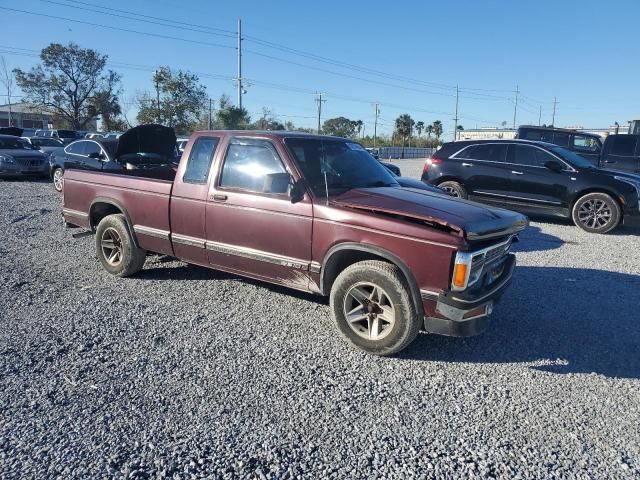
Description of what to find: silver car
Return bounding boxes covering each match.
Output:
[0,135,49,177]
[21,136,65,159]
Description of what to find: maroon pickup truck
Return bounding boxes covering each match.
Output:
[62,130,527,355]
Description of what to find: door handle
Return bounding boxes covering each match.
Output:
[211,194,228,201]
[461,162,473,167]
[511,170,524,175]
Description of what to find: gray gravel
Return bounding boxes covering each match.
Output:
[1,178,640,479]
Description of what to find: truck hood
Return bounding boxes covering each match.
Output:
[331,187,528,241]
[115,124,176,164]
[593,168,640,182]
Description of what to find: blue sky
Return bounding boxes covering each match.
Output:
[1,0,639,136]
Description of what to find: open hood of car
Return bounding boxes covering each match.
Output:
[115,124,176,164]
[331,187,528,241]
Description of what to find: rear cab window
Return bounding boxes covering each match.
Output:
[609,136,638,156]
[572,134,601,153]
[183,137,220,184]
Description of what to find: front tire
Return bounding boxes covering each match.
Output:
[572,192,620,234]
[95,214,146,276]
[52,168,63,192]
[330,260,420,356]
[438,180,467,199]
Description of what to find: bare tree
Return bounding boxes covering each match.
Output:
[0,57,14,126]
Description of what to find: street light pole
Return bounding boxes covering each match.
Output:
[237,19,243,110]
[154,69,161,124]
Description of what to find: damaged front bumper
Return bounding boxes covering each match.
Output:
[421,253,516,337]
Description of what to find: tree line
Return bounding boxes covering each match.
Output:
[7,42,456,145]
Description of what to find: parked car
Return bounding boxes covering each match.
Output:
[421,139,640,233]
[0,134,50,178]
[62,131,528,355]
[21,128,37,137]
[176,137,189,154]
[516,125,603,166]
[21,136,65,159]
[35,129,78,144]
[600,134,640,174]
[102,132,124,140]
[85,133,105,139]
[380,161,401,176]
[49,124,177,192]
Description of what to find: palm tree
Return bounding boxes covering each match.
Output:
[353,119,364,138]
[415,121,424,138]
[432,120,443,141]
[426,124,434,141]
[395,114,415,156]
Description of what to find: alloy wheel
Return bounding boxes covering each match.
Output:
[343,282,396,340]
[577,198,612,230]
[441,185,460,197]
[53,169,63,191]
[101,227,123,266]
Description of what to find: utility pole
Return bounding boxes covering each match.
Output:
[208,98,212,130]
[154,69,161,124]
[538,105,542,126]
[453,84,459,141]
[373,103,380,148]
[315,92,325,134]
[551,97,557,126]
[236,19,243,110]
[512,84,519,129]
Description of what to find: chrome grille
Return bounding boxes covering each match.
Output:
[467,237,512,287]
[15,157,44,167]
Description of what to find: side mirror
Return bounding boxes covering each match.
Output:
[88,152,106,160]
[32,145,41,150]
[290,179,306,204]
[544,160,563,173]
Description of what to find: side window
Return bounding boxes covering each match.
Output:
[511,145,556,167]
[66,141,85,155]
[83,142,102,157]
[610,136,637,156]
[572,135,600,152]
[523,129,554,143]
[552,132,570,147]
[183,137,219,184]
[462,144,507,162]
[220,138,287,194]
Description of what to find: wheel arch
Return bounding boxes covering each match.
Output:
[320,242,424,316]
[432,175,465,187]
[570,188,624,212]
[89,197,140,248]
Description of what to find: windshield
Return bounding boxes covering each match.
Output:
[0,138,32,150]
[284,138,399,196]
[546,144,595,168]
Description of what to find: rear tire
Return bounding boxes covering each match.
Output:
[438,180,467,199]
[330,260,420,356]
[571,192,620,234]
[95,214,146,276]
[52,168,63,192]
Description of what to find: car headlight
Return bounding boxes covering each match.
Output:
[0,154,15,164]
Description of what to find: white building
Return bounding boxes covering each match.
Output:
[456,128,517,141]
[0,103,51,129]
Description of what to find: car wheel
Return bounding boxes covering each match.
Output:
[52,168,64,192]
[438,180,467,199]
[330,260,420,356]
[95,214,147,276]
[572,192,621,234]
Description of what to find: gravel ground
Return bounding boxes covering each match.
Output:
[1,178,640,479]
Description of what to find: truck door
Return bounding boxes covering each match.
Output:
[601,135,639,173]
[205,136,314,291]
[170,135,222,265]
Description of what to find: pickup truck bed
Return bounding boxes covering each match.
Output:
[63,130,527,355]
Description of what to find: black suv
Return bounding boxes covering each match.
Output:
[421,139,640,233]
[516,126,602,165]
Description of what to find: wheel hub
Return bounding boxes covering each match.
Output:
[101,227,123,266]
[343,282,396,340]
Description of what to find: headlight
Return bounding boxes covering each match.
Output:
[0,154,15,164]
